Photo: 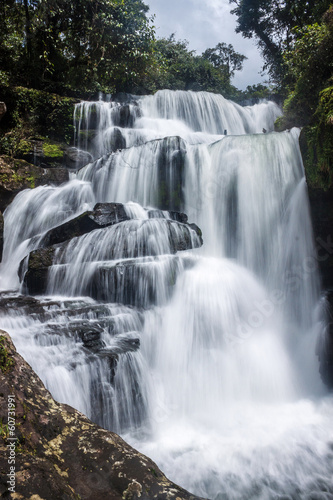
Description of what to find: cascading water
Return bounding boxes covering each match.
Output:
[1,90,332,500]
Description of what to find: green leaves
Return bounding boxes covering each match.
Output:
[202,42,247,79]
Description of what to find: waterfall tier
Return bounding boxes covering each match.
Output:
[0,89,331,500]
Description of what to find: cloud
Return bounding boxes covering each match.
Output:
[147,0,266,89]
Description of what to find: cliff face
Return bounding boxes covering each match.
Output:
[0,330,204,500]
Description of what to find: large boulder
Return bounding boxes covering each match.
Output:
[42,202,130,247]
[0,330,204,500]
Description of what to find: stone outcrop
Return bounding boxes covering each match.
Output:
[64,146,94,169]
[42,203,130,248]
[21,203,203,297]
[21,246,56,295]
[0,155,69,212]
[0,330,204,500]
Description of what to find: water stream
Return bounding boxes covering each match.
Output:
[0,90,332,499]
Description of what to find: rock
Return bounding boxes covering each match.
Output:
[157,137,187,212]
[0,102,6,121]
[0,155,69,212]
[23,246,56,295]
[0,212,3,262]
[308,188,333,290]
[69,321,105,350]
[109,127,126,151]
[0,330,204,500]
[92,202,129,226]
[42,203,130,248]
[22,214,202,298]
[112,105,137,129]
[148,209,188,224]
[64,146,94,169]
[89,255,195,307]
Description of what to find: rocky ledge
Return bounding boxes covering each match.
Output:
[0,155,69,212]
[0,330,204,500]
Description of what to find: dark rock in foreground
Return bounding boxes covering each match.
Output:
[0,330,204,499]
[42,202,130,247]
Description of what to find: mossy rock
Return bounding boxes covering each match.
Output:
[0,155,69,212]
[43,141,64,160]
[0,335,15,374]
[0,329,203,499]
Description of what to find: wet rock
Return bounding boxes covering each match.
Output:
[64,146,94,169]
[157,136,187,212]
[92,202,129,226]
[109,127,126,151]
[111,105,137,129]
[21,207,202,298]
[98,336,140,357]
[147,209,189,224]
[0,211,3,262]
[71,322,105,350]
[42,202,130,247]
[90,255,196,307]
[0,330,204,500]
[23,246,56,295]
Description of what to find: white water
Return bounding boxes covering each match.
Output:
[0,90,332,499]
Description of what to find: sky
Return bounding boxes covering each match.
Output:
[146,0,267,90]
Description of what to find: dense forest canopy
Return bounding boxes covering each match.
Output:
[230,0,332,82]
[0,0,250,98]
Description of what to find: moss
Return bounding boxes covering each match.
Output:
[0,335,15,374]
[43,142,64,159]
[26,175,36,188]
[0,419,9,439]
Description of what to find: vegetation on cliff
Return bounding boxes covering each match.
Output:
[277,7,333,190]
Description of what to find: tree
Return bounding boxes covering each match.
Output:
[202,42,247,79]
[230,0,332,83]
[0,0,156,93]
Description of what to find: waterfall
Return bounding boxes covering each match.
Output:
[0,90,332,500]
